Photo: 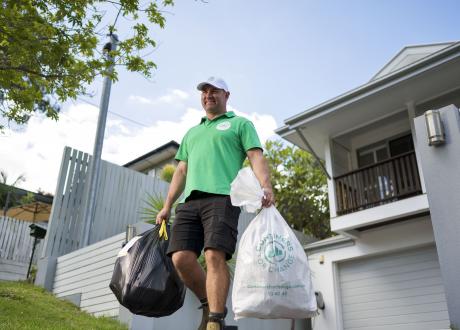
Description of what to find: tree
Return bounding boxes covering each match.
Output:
[140,191,177,225]
[0,170,26,215]
[264,140,331,239]
[0,0,174,129]
[19,192,35,205]
[160,164,176,183]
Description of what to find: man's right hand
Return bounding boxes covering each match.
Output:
[156,207,171,224]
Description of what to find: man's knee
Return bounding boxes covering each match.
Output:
[171,250,197,272]
[204,249,226,270]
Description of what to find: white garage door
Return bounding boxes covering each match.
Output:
[339,245,450,330]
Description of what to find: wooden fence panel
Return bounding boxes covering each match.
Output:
[0,216,46,280]
[41,147,170,258]
[0,216,45,264]
[41,147,72,258]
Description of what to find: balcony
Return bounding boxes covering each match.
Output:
[334,151,423,215]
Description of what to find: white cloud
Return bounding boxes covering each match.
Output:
[228,105,278,143]
[128,89,189,106]
[0,103,99,194]
[158,89,189,103]
[102,107,203,165]
[0,102,278,195]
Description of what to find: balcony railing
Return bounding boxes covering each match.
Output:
[334,151,422,215]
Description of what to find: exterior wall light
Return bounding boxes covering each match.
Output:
[315,291,325,310]
[425,110,446,146]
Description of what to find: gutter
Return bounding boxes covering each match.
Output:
[304,234,354,253]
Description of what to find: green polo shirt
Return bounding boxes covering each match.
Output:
[176,111,262,202]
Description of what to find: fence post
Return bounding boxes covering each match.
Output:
[36,147,71,291]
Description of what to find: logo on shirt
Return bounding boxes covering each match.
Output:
[216,121,231,131]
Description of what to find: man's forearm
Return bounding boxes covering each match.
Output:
[248,151,272,189]
[164,165,186,209]
[248,149,275,207]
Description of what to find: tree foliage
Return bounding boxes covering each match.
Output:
[0,170,26,214]
[160,163,176,183]
[140,191,177,225]
[0,0,174,129]
[264,140,331,239]
[19,192,35,205]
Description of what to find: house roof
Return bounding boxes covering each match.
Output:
[123,140,179,172]
[370,42,454,81]
[276,41,460,134]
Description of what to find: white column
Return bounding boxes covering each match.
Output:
[407,101,427,193]
[324,139,337,218]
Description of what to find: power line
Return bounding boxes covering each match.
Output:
[108,110,150,128]
[76,97,150,128]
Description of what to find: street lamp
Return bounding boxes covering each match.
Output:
[81,34,118,247]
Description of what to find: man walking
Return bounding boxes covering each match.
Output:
[156,77,274,330]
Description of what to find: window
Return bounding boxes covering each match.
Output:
[357,134,414,200]
[389,134,414,157]
[357,133,414,168]
[357,144,389,168]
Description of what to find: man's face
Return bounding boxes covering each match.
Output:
[201,84,229,114]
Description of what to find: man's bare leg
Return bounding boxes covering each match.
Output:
[204,249,229,314]
[171,250,207,300]
[172,250,209,330]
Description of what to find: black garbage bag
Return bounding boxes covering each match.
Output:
[109,223,185,317]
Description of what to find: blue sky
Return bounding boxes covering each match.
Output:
[1,0,459,193]
[107,0,460,124]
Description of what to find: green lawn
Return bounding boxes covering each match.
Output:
[0,281,127,330]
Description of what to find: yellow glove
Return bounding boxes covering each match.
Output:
[159,220,168,240]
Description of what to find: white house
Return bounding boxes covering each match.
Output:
[276,41,460,330]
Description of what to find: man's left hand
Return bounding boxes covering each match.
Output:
[262,187,275,208]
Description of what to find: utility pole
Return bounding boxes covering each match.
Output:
[81,34,118,247]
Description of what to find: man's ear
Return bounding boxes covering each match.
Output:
[225,91,230,100]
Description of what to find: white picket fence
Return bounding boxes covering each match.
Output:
[41,146,170,259]
[0,216,45,281]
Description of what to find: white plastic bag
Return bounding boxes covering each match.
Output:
[230,167,264,213]
[231,167,317,319]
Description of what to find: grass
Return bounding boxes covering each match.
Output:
[0,281,127,330]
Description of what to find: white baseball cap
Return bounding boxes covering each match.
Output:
[197,76,229,92]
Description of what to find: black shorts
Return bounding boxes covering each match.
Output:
[166,193,241,260]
